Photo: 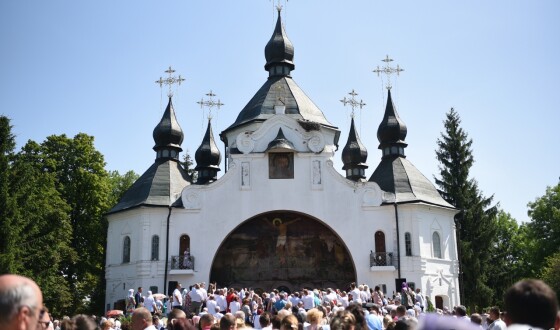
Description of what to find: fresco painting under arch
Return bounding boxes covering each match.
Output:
[210,212,356,291]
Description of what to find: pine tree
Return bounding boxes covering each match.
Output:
[435,108,498,310]
[182,150,197,182]
[0,116,17,273]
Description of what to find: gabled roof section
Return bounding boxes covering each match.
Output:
[369,157,454,208]
[107,159,190,214]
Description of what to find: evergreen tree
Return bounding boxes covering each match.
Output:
[0,116,17,273]
[435,108,498,310]
[182,150,197,182]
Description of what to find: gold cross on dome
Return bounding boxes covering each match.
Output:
[340,89,366,118]
[372,55,404,90]
[155,66,186,97]
[197,90,224,120]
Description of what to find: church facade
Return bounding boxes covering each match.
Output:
[105,10,461,312]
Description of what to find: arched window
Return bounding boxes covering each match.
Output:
[179,234,190,255]
[374,231,386,253]
[123,236,131,263]
[373,231,387,266]
[432,232,442,259]
[151,235,159,261]
[405,232,412,256]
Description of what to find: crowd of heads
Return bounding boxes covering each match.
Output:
[1,275,558,330]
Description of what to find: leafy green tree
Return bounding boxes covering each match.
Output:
[108,170,139,207]
[540,251,560,297]
[24,133,112,314]
[434,108,498,310]
[527,180,560,272]
[0,116,75,314]
[12,142,75,314]
[485,211,529,306]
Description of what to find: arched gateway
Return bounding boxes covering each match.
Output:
[210,211,357,292]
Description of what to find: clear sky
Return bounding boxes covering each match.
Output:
[1,1,558,223]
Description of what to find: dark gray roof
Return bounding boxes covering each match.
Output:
[107,159,190,214]
[223,76,334,133]
[369,157,454,208]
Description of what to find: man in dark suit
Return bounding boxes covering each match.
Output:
[135,287,143,308]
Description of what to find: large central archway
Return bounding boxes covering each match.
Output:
[210,211,357,292]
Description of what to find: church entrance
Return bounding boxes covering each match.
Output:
[209,211,357,292]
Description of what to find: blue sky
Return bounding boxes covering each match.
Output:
[1,1,558,223]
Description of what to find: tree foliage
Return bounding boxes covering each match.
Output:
[540,251,560,298]
[26,133,113,314]
[0,117,75,315]
[182,150,197,182]
[434,108,498,310]
[485,211,531,306]
[108,170,139,207]
[0,116,17,273]
[0,116,136,316]
[527,180,560,273]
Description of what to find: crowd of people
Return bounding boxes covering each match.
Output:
[1,274,559,330]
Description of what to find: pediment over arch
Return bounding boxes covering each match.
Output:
[230,114,339,155]
[430,218,442,231]
[121,222,132,235]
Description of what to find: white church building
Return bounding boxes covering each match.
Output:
[105,10,460,312]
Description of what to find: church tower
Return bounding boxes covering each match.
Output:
[108,96,190,213]
[195,119,221,184]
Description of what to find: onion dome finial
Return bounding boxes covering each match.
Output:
[153,96,184,160]
[377,89,407,158]
[195,119,221,184]
[342,117,368,181]
[264,8,295,77]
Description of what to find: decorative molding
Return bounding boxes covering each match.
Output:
[241,162,251,190]
[236,132,255,154]
[182,191,201,210]
[362,186,382,207]
[311,159,322,190]
[307,132,325,153]
[121,223,132,235]
[369,266,396,272]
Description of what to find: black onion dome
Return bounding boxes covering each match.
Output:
[264,10,295,72]
[195,120,221,170]
[153,97,184,151]
[377,89,407,147]
[342,117,368,170]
